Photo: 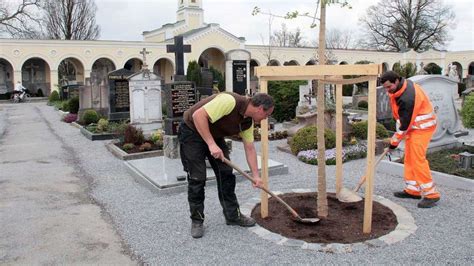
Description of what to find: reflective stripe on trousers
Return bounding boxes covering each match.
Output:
[403,126,440,199]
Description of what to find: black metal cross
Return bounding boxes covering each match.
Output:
[166,35,191,76]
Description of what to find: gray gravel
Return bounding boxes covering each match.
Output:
[4,103,473,264]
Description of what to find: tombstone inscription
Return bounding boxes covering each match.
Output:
[108,68,134,120]
[164,82,195,135]
[232,60,247,95]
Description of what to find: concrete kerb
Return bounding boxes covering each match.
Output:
[240,189,416,254]
[379,160,474,191]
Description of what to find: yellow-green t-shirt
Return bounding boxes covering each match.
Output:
[203,93,254,142]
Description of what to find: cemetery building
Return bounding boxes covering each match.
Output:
[0,0,473,97]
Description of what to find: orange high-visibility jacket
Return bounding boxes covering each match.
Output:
[388,78,437,146]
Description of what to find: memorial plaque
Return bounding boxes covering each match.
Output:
[165,81,196,118]
[108,68,135,120]
[114,80,130,111]
[232,60,247,95]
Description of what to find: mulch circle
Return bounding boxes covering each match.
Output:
[251,192,398,244]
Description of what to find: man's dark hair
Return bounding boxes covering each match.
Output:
[380,71,401,84]
[250,93,274,111]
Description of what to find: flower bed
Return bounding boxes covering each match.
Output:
[297,143,367,165]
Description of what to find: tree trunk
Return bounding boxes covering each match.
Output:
[316,0,328,218]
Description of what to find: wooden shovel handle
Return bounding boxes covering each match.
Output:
[222,158,300,218]
[354,148,390,192]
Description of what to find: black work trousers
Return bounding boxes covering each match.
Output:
[178,122,240,223]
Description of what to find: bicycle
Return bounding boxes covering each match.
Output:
[10,91,31,103]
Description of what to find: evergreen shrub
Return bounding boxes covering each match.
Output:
[68,97,79,114]
[81,109,100,125]
[461,94,474,128]
[289,126,336,155]
[352,120,389,139]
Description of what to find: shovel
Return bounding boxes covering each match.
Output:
[353,148,390,192]
[223,158,320,224]
[336,167,363,203]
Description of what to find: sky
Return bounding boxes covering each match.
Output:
[95,0,474,51]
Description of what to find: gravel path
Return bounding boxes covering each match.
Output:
[2,102,473,264]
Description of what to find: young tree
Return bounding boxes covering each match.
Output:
[42,0,100,40]
[359,0,455,52]
[0,0,41,38]
[253,0,350,219]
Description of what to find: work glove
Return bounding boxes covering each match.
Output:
[389,144,398,150]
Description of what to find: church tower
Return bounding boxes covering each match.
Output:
[176,0,204,31]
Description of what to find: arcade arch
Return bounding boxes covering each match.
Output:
[21,57,51,96]
[198,47,225,73]
[249,59,259,78]
[58,57,85,85]
[267,59,280,66]
[469,62,474,76]
[0,58,14,93]
[284,60,299,66]
[124,58,143,72]
[306,59,316,65]
[449,61,463,80]
[91,58,116,81]
[153,58,174,83]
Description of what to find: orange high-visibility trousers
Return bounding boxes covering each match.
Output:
[403,126,440,199]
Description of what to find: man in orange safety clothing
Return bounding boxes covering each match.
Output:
[381,71,440,208]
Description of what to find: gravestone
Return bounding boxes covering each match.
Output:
[225,49,250,95]
[78,71,109,117]
[232,60,247,95]
[376,86,393,127]
[128,72,163,134]
[128,48,163,135]
[296,80,316,114]
[164,82,195,135]
[108,68,134,121]
[195,68,214,101]
[164,35,194,159]
[166,35,191,80]
[403,75,462,151]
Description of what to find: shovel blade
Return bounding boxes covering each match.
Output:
[337,187,363,203]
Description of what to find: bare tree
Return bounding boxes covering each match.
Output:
[359,0,455,51]
[42,0,100,40]
[326,28,353,49]
[0,0,41,38]
[273,23,305,47]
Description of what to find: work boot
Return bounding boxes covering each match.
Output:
[226,214,256,227]
[417,197,440,208]
[393,191,421,199]
[191,221,204,238]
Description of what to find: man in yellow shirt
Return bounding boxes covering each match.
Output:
[179,92,274,238]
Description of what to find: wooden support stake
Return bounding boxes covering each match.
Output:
[259,79,269,218]
[363,78,377,234]
[335,84,343,195]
